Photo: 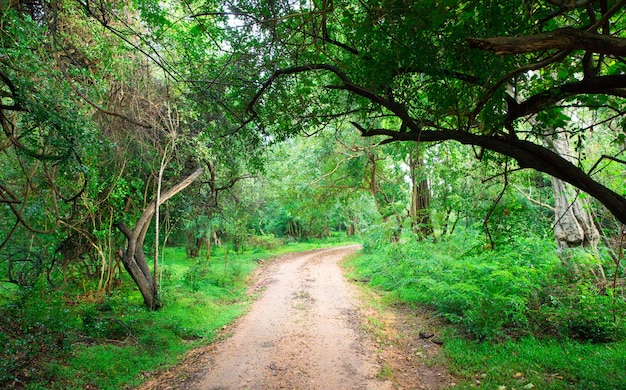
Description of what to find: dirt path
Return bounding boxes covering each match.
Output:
[139,246,454,390]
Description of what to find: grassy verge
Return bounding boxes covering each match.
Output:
[0,237,356,389]
[445,336,626,389]
[347,231,626,389]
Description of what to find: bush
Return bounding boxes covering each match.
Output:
[183,258,246,291]
[351,231,625,341]
[0,289,79,385]
[246,234,284,250]
[531,282,625,342]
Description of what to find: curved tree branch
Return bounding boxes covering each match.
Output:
[351,122,626,225]
[507,74,626,121]
[248,63,417,129]
[467,27,626,56]
[469,50,571,122]
[115,163,204,309]
[251,63,626,225]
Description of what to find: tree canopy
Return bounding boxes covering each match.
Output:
[229,0,626,224]
[1,0,625,310]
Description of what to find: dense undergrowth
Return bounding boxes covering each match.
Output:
[350,227,626,389]
[0,237,352,389]
[3,227,624,389]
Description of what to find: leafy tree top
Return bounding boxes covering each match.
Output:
[223,0,626,224]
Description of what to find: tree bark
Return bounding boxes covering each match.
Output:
[545,132,600,249]
[116,164,203,310]
[467,27,626,56]
[408,146,432,238]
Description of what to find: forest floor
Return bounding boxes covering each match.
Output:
[138,245,456,390]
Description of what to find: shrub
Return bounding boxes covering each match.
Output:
[532,282,625,342]
[246,234,284,250]
[0,289,79,385]
[351,231,626,340]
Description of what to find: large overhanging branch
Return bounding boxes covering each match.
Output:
[250,63,626,224]
[248,64,350,115]
[508,74,626,120]
[467,27,626,56]
[351,122,626,225]
[248,64,415,126]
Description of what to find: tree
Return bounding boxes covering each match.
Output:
[116,164,203,309]
[406,144,433,238]
[545,130,600,249]
[0,0,255,309]
[231,0,626,227]
[0,2,110,286]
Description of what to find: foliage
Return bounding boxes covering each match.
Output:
[1,0,626,387]
[246,234,284,251]
[0,246,249,388]
[353,229,625,342]
[0,289,78,386]
[232,0,626,225]
[530,247,626,342]
[252,133,383,239]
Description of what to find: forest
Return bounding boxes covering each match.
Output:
[1,0,625,388]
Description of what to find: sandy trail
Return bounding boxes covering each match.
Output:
[139,246,454,390]
[195,245,389,390]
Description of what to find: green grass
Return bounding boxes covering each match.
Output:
[46,298,245,390]
[445,337,626,389]
[46,342,189,390]
[0,237,355,389]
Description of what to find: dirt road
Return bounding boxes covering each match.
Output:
[196,245,386,389]
[140,246,453,390]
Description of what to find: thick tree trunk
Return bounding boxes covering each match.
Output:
[116,164,203,310]
[545,132,599,249]
[408,146,433,238]
[116,228,159,309]
[551,177,600,248]
[346,220,355,236]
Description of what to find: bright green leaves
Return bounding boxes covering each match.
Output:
[535,109,571,132]
[1,6,97,164]
[132,0,172,31]
[189,23,208,36]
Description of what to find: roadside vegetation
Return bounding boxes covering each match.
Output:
[0,237,352,389]
[348,227,626,389]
